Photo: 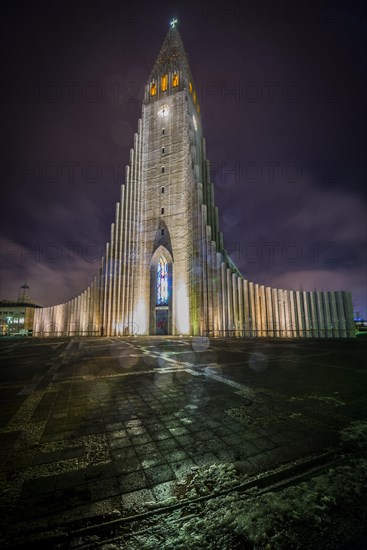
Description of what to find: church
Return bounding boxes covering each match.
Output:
[34,23,355,338]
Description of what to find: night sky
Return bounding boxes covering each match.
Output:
[1,0,366,317]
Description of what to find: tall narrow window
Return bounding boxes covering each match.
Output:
[161,207,164,214]
[161,166,165,173]
[157,256,168,305]
[162,128,165,135]
[162,147,165,154]
[188,81,193,93]
[161,74,168,92]
[172,73,179,87]
[161,228,164,236]
[193,90,197,104]
[150,83,157,96]
[161,186,165,193]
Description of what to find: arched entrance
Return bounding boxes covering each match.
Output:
[150,246,173,335]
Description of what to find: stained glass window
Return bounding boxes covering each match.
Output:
[157,256,169,305]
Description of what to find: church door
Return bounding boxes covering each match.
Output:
[156,307,169,335]
[151,253,172,335]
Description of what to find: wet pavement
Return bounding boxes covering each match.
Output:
[0,336,366,544]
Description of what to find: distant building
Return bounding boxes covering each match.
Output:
[0,284,41,336]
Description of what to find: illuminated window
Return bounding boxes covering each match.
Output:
[189,81,192,93]
[161,74,168,92]
[150,83,157,96]
[193,90,196,104]
[157,256,168,305]
[172,73,179,87]
[196,103,200,113]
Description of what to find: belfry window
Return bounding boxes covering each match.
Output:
[172,73,179,87]
[150,83,157,96]
[161,74,168,92]
[157,256,169,305]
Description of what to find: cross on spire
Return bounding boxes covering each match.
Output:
[170,18,178,28]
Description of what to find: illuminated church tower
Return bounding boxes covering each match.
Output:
[34,22,355,338]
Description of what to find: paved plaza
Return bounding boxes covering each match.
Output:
[0,336,366,547]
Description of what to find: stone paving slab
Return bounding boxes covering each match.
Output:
[0,336,366,542]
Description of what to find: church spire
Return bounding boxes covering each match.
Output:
[145,20,199,112]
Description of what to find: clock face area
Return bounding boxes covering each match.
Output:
[158,105,170,117]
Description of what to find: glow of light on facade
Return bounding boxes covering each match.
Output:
[176,282,190,334]
[133,298,148,334]
[158,105,170,117]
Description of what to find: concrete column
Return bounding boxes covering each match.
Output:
[278,289,286,337]
[310,292,319,338]
[215,252,222,335]
[111,203,120,336]
[322,291,332,338]
[302,292,311,338]
[243,279,250,337]
[120,168,129,333]
[271,288,281,338]
[336,291,347,337]
[259,285,266,337]
[266,287,274,337]
[210,241,217,336]
[126,148,135,328]
[121,163,131,330]
[103,244,110,336]
[316,291,325,338]
[329,291,339,337]
[249,282,255,337]
[295,291,304,337]
[238,277,244,337]
[227,268,233,335]
[221,262,227,335]
[206,232,214,336]
[232,273,239,335]
[288,291,297,338]
[201,207,209,334]
[343,291,355,338]
[254,284,260,337]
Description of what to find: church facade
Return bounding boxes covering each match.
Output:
[34,24,355,338]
